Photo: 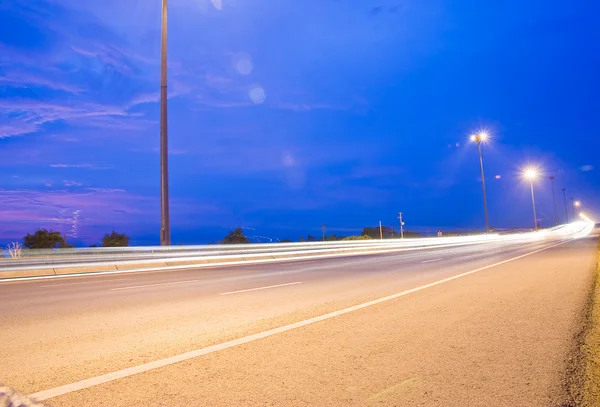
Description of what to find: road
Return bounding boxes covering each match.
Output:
[0,235,597,406]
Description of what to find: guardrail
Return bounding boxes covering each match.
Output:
[0,222,593,281]
[0,233,537,268]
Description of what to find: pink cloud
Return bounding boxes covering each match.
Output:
[0,189,157,239]
[0,70,85,94]
[0,189,222,241]
[86,188,126,193]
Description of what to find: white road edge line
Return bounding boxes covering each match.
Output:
[29,240,568,402]
[420,258,443,263]
[110,280,200,291]
[220,281,303,296]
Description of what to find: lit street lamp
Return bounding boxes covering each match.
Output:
[470,131,490,232]
[524,168,538,230]
[160,0,170,245]
[570,197,581,220]
[574,200,582,217]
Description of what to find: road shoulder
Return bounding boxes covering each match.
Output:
[566,237,600,406]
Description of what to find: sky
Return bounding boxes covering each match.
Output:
[0,0,599,245]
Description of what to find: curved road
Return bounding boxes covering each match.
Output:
[0,235,596,406]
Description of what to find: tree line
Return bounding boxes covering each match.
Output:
[9,225,421,251]
[222,226,423,244]
[20,229,130,249]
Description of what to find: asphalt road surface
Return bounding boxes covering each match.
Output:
[0,236,597,406]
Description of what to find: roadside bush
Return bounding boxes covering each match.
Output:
[343,235,373,241]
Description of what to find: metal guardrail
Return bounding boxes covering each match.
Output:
[0,234,515,270]
[0,222,592,273]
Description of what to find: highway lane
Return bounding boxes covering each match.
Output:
[0,235,596,406]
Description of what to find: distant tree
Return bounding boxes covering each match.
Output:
[343,235,373,240]
[280,239,293,243]
[23,229,72,249]
[325,234,346,241]
[89,244,99,248]
[222,227,249,244]
[361,226,393,239]
[101,231,130,247]
[361,226,420,239]
[300,233,342,242]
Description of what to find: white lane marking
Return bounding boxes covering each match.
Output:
[29,240,568,402]
[220,281,303,296]
[110,280,199,291]
[420,258,444,264]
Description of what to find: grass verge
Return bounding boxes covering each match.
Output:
[567,238,600,406]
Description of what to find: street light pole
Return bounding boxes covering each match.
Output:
[320,224,326,241]
[524,168,538,230]
[530,179,538,230]
[160,0,171,246]
[562,188,569,223]
[549,176,558,225]
[570,197,575,220]
[471,133,490,232]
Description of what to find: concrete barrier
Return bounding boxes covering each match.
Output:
[53,265,118,275]
[0,268,56,279]
[116,262,169,271]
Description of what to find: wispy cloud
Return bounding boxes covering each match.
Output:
[50,164,112,170]
[127,80,194,108]
[86,187,126,193]
[70,45,136,76]
[0,99,146,138]
[195,92,256,109]
[0,70,85,94]
[63,180,82,187]
[0,122,39,139]
[272,101,348,112]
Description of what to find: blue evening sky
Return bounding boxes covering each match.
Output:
[1,0,598,245]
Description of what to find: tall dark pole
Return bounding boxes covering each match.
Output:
[549,176,558,225]
[570,197,575,220]
[476,140,490,232]
[160,0,171,245]
[562,188,569,223]
[320,224,326,241]
[530,179,538,230]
